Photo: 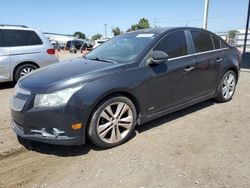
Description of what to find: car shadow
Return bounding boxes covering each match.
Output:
[17,137,101,157]
[0,81,15,90]
[18,99,215,157]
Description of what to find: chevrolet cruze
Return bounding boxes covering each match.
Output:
[11,27,241,148]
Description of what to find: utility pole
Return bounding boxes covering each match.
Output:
[154,18,157,28]
[111,26,114,37]
[203,0,209,30]
[243,0,250,55]
[104,24,107,38]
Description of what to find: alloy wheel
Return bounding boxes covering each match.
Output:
[222,73,236,100]
[20,67,34,77]
[97,102,134,143]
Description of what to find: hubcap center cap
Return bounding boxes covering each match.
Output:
[113,119,119,125]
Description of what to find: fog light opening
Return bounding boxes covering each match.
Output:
[39,128,65,138]
[53,128,65,137]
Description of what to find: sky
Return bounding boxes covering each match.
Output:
[0,0,248,38]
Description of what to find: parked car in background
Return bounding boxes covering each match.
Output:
[65,40,85,53]
[58,43,65,50]
[0,25,59,82]
[80,42,93,53]
[11,27,241,149]
[93,39,108,48]
[69,45,77,53]
[51,41,60,51]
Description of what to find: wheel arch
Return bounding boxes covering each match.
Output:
[226,66,239,82]
[85,90,141,133]
[13,61,39,80]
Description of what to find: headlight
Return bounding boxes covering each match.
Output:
[34,85,83,108]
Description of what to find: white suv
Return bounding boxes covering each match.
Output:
[0,25,59,82]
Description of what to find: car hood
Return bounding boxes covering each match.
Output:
[19,57,126,93]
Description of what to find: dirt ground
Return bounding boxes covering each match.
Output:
[55,50,83,61]
[0,53,250,187]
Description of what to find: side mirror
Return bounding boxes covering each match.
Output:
[150,51,169,65]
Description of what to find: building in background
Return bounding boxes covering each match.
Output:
[235,29,250,46]
[215,31,228,40]
[43,32,76,45]
[216,29,250,46]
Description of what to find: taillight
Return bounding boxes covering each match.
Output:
[47,48,55,55]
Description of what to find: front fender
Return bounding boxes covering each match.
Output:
[72,66,150,129]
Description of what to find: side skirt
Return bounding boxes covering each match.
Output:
[137,92,216,125]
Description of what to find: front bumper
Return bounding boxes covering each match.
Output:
[12,120,81,146]
[11,91,87,146]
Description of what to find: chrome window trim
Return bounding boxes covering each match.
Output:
[168,47,229,61]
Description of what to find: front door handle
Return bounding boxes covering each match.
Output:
[184,66,195,72]
[216,57,223,62]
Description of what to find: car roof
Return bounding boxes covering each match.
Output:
[128,27,208,35]
[0,25,36,31]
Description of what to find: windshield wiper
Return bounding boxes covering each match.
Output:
[87,57,117,64]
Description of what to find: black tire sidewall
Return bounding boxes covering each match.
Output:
[88,96,137,149]
[14,64,38,82]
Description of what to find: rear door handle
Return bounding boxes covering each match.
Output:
[184,66,195,72]
[216,57,223,62]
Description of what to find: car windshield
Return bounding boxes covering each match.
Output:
[85,33,155,64]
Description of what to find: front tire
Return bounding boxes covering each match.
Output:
[215,70,237,102]
[88,96,137,149]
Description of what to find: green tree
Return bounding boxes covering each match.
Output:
[228,30,238,40]
[92,33,103,40]
[138,18,150,29]
[127,18,150,32]
[112,27,123,36]
[73,31,86,39]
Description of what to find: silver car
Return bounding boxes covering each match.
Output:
[0,25,59,82]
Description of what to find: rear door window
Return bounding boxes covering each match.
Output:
[154,31,188,58]
[3,30,42,47]
[191,31,214,53]
[212,35,221,49]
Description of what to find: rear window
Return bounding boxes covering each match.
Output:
[73,41,83,46]
[0,30,7,47]
[212,35,221,49]
[191,31,214,53]
[220,40,229,48]
[3,30,42,47]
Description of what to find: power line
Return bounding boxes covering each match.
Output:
[154,12,244,24]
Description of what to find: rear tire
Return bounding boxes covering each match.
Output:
[14,64,38,82]
[215,70,237,103]
[88,96,137,149]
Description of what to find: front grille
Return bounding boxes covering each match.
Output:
[11,97,27,111]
